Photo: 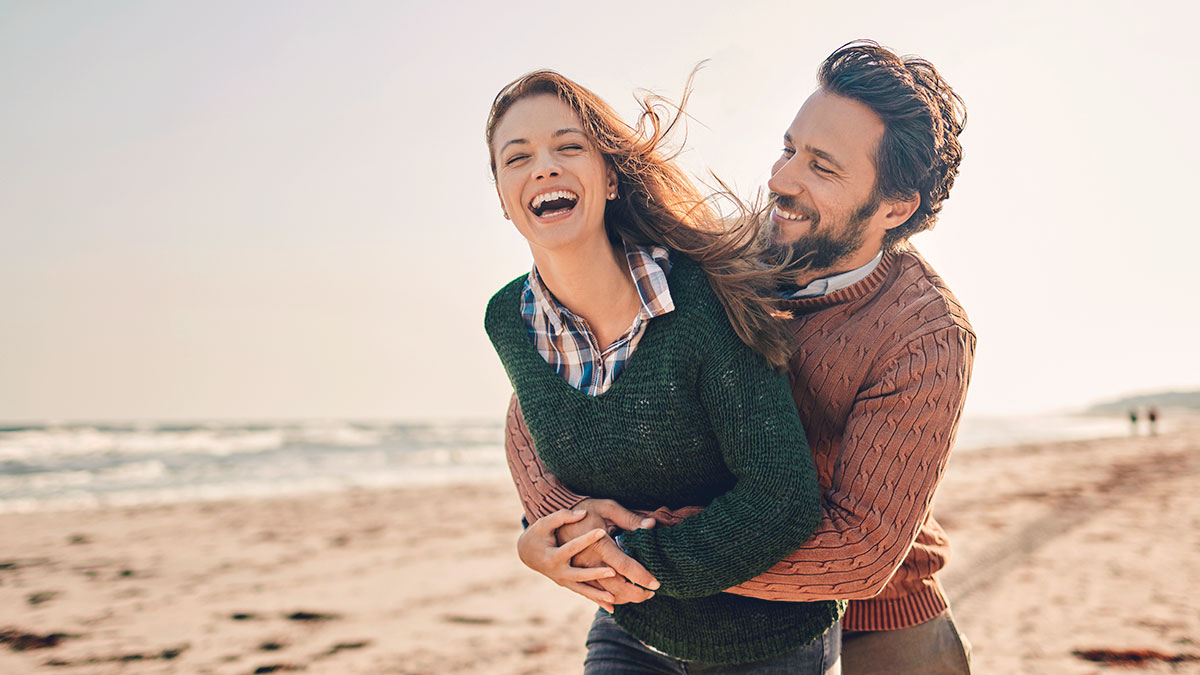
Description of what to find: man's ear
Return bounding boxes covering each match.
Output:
[496,184,510,220]
[880,194,919,231]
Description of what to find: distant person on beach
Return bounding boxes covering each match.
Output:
[1130,408,1139,435]
[506,41,975,674]
[484,71,842,670]
[1148,406,1159,435]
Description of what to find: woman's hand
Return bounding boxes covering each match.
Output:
[517,509,620,611]
[554,499,660,606]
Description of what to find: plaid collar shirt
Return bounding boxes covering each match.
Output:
[521,241,674,396]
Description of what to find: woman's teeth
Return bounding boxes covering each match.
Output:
[530,190,579,209]
[529,190,580,216]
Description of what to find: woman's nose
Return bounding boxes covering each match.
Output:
[533,152,561,180]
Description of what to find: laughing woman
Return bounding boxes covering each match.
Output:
[483,71,844,673]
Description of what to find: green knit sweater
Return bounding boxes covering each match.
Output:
[485,255,844,664]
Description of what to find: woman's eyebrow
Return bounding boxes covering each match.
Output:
[499,138,529,153]
[500,128,585,154]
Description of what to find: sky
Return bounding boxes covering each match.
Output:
[2,0,1198,422]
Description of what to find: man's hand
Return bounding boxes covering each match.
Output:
[568,498,659,536]
[554,499,660,606]
[517,509,621,611]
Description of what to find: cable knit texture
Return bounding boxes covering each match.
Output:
[486,255,843,664]
[504,248,976,632]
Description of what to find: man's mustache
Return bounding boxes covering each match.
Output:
[768,192,820,225]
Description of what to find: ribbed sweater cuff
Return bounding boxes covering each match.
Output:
[842,582,949,632]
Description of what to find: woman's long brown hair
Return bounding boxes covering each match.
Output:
[485,70,794,368]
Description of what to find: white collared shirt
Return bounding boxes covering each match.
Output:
[781,251,883,299]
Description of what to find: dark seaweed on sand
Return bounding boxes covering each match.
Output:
[253,664,304,673]
[0,628,76,651]
[42,645,186,666]
[1074,648,1200,665]
[326,641,370,655]
[284,611,339,622]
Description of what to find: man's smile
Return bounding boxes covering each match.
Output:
[772,205,811,223]
[770,194,819,228]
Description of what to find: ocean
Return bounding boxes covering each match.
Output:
[0,413,1132,513]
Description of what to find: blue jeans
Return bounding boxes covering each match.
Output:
[583,609,842,674]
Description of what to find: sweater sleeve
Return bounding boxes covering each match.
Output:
[724,324,976,601]
[616,325,823,599]
[506,393,703,525]
[504,394,589,521]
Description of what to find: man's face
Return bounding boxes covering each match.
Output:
[766,89,889,274]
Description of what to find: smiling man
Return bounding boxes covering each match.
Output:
[507,41,976,674]
[768,88,907,279]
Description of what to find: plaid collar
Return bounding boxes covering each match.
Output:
[526,240,674,330]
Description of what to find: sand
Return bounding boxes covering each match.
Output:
[2,418,1198,674]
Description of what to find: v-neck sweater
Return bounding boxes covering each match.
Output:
[503,248,977,632]
[485,255,843,664]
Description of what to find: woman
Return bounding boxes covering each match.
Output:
[483,70,843,671]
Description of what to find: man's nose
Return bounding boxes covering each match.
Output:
[767,157,803,195]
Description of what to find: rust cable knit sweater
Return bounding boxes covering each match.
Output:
[504,247,976,632]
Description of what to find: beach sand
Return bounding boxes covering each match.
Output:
[2,419,1198,674]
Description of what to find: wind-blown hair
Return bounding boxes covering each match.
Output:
[818,40,967,248]
[486,70,793,367]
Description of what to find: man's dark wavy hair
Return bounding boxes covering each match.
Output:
[818,40,966,248]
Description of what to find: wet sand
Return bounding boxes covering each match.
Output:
[2,418,1198,673]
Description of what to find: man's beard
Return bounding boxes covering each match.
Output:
[768,192,880,274]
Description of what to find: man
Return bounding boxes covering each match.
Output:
[509,41,975,674]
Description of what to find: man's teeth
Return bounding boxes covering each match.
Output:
[531,190,579,209]
[776,206,809,222]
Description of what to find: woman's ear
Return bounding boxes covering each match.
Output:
[496,184,510,219]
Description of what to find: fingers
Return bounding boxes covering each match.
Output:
[557,564,617,583]
[516,511,591,572]
[561,580,615,612]
[530,508,588,535]
[554,512,612,546]
[592,538,660,590]
[584,499,657,532]
[519,508,659,610]
[555,527,608,561]
[642,504,701,527]
[595,575,655,604]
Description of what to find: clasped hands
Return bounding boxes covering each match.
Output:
[516,498,662,612]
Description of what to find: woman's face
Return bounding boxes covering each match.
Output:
[491,94,616,256]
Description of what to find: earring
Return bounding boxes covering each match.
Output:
[503,211,510,220]
[608,192,616,200]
